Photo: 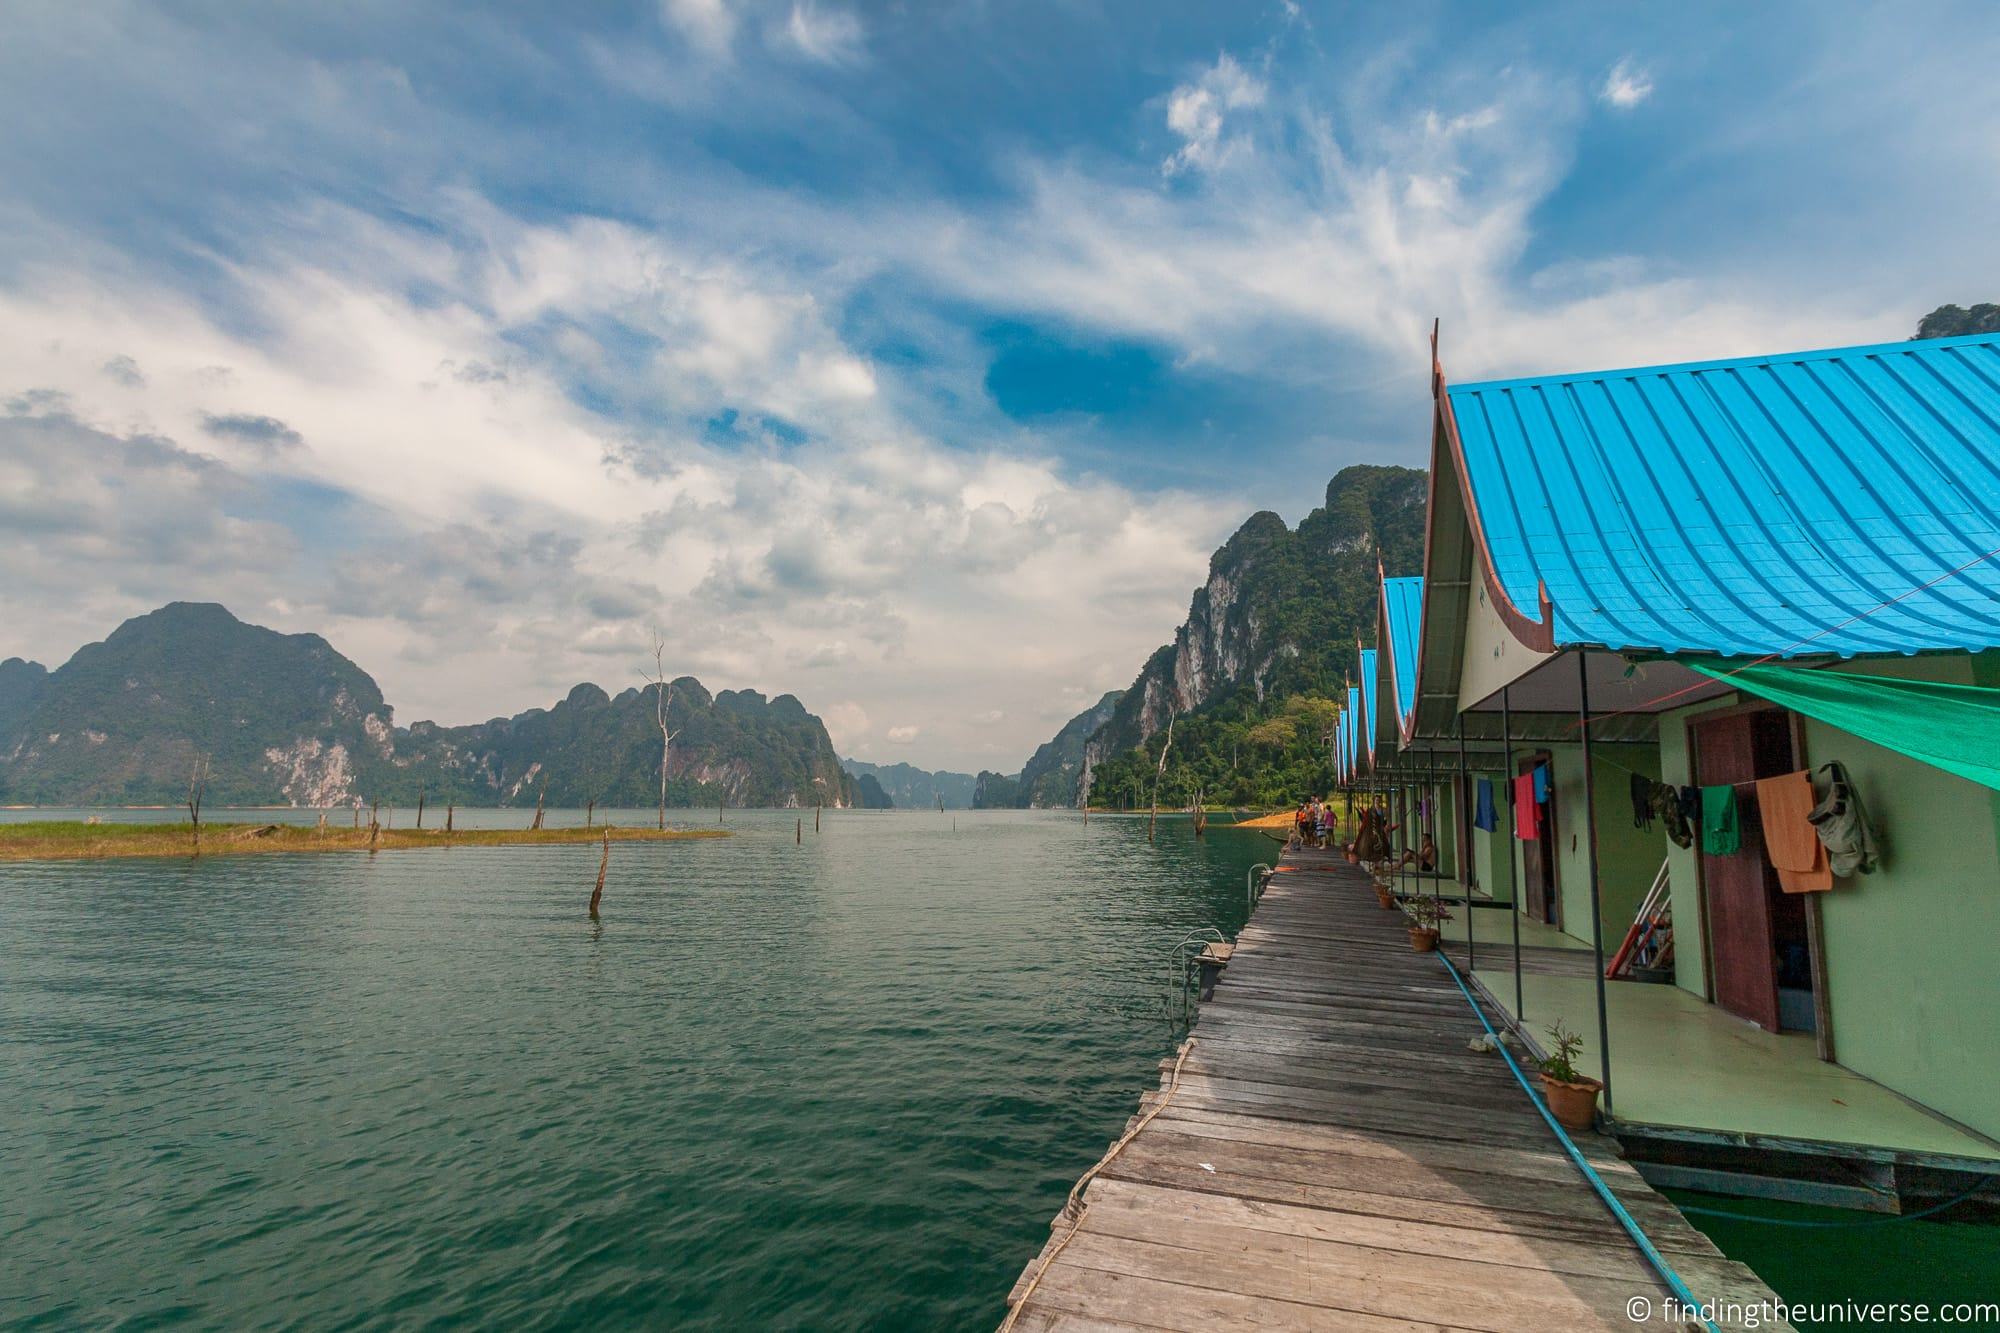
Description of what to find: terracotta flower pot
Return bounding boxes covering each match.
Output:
[1375,889,1395,909]
[1539,1074,1603,1131]
[1408,926,1439,952]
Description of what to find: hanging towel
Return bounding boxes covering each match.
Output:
[1807,761,1881,876]
[1700,784,1740,856]
[1756,771,1830,893]
[1532,764,1551,804]
[1473,778,1497,832]
[1513,773,1541,840]
[1630,773,1654,829]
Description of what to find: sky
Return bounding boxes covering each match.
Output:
[2,1,1996,773]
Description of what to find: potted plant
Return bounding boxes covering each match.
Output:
[1370,869,1395,908]
[1535,1021,1603,1131]
[1403,897,1451,951]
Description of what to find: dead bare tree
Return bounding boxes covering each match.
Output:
[445,803,455,834]
[1148,713,1177,843]
[531,773,548,830]
[185,750,211,857]
[640,632,681,832]
[590,827,610,918]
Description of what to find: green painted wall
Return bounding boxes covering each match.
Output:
[1809,655,2000,1141]
[1467,783,1516,903]
[1545,743,1664,953]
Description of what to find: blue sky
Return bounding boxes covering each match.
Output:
[2,1,1996,770]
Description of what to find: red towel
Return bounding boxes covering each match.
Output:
[1513,773,1540,840]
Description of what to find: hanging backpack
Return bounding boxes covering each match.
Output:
[1806,761,1881,876]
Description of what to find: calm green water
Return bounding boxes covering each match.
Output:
[0,809,1270,1329]
[1667,1191,2000,1331]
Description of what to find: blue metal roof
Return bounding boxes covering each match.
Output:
[1445,331,2000,656]
[1344,684,1360,775]
[1357,649,1378,765]
[1383,576,1424,726]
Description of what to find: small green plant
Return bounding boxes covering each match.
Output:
[1537,1021,1586,1085]
[1403,898,1454,928]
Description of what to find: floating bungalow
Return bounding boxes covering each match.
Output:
[1353,329,2000,1210]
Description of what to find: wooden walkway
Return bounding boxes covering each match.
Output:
[1003,849,1791,1332]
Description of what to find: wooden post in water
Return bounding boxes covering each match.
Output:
[531,775,547,830]
[415,783,426,830]
[815,803,821,834]
[590,828,609,918]
[796,818,802,844]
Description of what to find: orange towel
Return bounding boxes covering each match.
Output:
[1756,771,1830,893]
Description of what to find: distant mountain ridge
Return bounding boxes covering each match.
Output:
[838,758,975,810]
[0,603,850,808]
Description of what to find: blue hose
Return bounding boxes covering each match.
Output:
[1434,950,1725,1333]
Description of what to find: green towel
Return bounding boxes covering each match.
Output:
[1700,784,1740,856]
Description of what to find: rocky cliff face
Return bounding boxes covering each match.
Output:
[1069,464,1427,803]
[1014,689,1123,808]
[0,603,852,808]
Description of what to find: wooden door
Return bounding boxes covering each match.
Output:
[1692,712,1780,1031]
[1518,754,1558,925]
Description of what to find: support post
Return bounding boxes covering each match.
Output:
[1457,719,1473,971]
[1502,685,1524,1022]
[1577,650,1616,1119]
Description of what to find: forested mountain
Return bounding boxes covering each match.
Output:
[971,770,1021,808]
[838,758,975,809]
[1013,690,1122,808]
[1009,464,1427,810]
[0,603,851,808]
[1915,303,2000,339]
[0,657,51,741]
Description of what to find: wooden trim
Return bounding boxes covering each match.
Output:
[1431,355,1558,654]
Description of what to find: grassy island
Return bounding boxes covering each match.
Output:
[0,820,730,863]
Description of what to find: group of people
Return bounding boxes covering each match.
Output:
[1290,794,1437,871]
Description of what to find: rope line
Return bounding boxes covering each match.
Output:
[1677,1177,1991,1229]
[1434,949,1725,1333]
[998,1036,1199,1331]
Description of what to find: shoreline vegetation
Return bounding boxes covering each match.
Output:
[0,821,730,863]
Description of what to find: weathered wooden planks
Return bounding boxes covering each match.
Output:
[1002,848,1793,1332]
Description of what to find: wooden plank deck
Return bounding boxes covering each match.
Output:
[1003,848,1792,1332]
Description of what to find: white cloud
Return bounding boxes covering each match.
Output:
[661,0,736,55]
[770,4,864,64]
[1599,59,1654,110]
[0,202,1235,767]
[1164,54,1266,175]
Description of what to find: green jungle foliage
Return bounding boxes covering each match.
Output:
[1915,303,2000,339]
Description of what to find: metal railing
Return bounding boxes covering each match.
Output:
[1167,927,1230,1029]
[1246,863,1272,915]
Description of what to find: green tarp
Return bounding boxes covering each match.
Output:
[1691,662,2000,793]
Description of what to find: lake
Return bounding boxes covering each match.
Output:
[0,809,1271,1329]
